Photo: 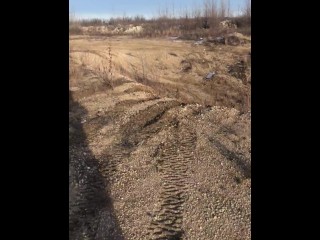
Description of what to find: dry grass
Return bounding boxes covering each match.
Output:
[69,13,251,39]
[71,36,250,112]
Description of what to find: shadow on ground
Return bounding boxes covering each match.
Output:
[69,91,124,240]
[209,137,251,179]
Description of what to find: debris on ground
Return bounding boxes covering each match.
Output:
[194,39,205,45]
[168,36,180,41]
[204,72,215,80]
[212,36,225,45]
[227,60,247,81]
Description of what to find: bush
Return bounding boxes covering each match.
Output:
[69,24,83,35]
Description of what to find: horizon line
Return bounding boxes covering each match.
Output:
[71,11,245,21]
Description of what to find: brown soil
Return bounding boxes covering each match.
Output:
[69,35,251,240]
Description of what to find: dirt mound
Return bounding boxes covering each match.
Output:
[225,35,241,46]
[125,25,143,34]
[219,20,237,29]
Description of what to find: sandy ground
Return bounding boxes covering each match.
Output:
[69,35,251,240]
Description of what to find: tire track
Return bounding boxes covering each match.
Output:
[147,124,196,240]
[97,99,180,182]
[98,144,132,182]
[120,100,181,146]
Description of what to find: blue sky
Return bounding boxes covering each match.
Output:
[69,0,248,19]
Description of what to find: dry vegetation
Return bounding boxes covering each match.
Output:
[70,35,250,112]
[70,0,251,38]
[69,1,251,239]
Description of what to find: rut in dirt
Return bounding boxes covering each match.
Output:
[98,100,181,181]
[147,123,196,240]
[95,96,197,239]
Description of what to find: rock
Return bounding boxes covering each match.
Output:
[204,72,215,80]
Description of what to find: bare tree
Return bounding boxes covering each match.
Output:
[210,0,218,19]
[244,0,251,18]
[227,0,231,17]
[202,0,219,29]
[203,0,209,18]
[219,0,227,18]
[192,7,201,19]
[172,1,175,18]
